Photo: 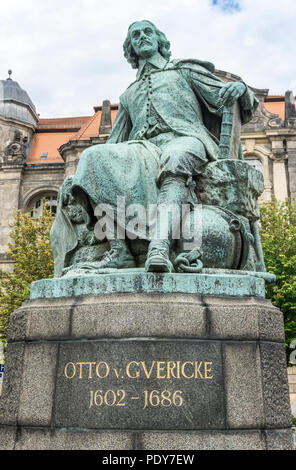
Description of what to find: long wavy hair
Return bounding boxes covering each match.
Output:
[123,20,171,69]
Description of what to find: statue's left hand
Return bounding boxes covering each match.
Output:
[219,81,247,107]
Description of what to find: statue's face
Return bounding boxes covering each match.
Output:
[129,21,158,59]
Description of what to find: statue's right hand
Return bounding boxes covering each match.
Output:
[219,81,246,107]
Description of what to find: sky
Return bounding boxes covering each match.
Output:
[0,0,295,118]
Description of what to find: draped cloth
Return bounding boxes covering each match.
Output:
[72,139,161,240]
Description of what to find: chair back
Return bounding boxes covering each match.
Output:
[218,102,242,160]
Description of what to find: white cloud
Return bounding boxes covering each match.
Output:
[0,0,295,117]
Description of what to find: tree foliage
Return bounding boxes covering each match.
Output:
[259,197,296,358]
[0,205,54,350]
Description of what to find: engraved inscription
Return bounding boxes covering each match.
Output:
[64,360,214,381]
[54,341,224,430]
[64,360,214,411]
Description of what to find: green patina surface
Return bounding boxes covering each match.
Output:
[30,271,266,300]
[46,20,269,295]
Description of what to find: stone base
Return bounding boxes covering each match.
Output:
[30,270,268,300]
[0,427,293,451]
[0,290,293,450]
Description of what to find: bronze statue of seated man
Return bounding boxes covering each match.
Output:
[51,20,262,276]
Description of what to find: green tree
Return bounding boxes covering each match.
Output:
[259,197,296,359]
[0,205,54,352]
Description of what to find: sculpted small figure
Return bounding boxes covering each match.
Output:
[51,176,107,277]
[4,131,28,164]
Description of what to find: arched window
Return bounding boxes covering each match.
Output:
[28,193,57,218]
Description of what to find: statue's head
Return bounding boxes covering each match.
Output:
[123,20,171,69]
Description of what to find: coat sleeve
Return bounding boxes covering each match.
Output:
[107,98,132,143]
[181,64,259,125]
[237,83,259,124]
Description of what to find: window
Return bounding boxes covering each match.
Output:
[29,194,57,218]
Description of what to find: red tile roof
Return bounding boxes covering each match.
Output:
[27,131,76,163]
[37,116,90,130]
[264,95,296,121]
[69,110,102,141]
[27,115,95,163]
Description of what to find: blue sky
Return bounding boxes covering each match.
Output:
[0,0,295,118]
[212,0,241,12]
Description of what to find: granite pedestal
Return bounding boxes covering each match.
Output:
[0,271,293,450]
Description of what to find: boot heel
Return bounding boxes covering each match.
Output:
[145,256,173,273]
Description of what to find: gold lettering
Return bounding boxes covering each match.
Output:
[66,359,214,383]
[167,361,177,379]
[96,362,110,378]
[173,390,183,406]
[87,362,96,379]
[141,361,155,379]
[89,390,94,408]
[64,362,76,379]
[143,390,149,409]
[143,390,184,408]
[204,362,213,379]
[126,361,140,378]
[181,361,194,379]
[105,390,116,406]
[176,361,181,378]
[76,362,83,379]
[168,361,181,378]
[195,361,204,379]
[161,390,172,407]
[76,362,96,379]
[113,368,122,379]
[94,390,103,406]
[156,361,166,379]
[117,390,126,406]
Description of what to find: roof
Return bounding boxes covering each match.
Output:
[264,101,286,120]
[0,78,38,126]
[37,116,90,130]
[27,111,107,163]
[69,110,102,141]
[27,131,76,163]
[27,116,90,163]
[27,102,121,163]
[264,95,296,121]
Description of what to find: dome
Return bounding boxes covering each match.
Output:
[0,75,38,127]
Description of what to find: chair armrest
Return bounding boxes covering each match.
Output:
[218,102,242,160]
